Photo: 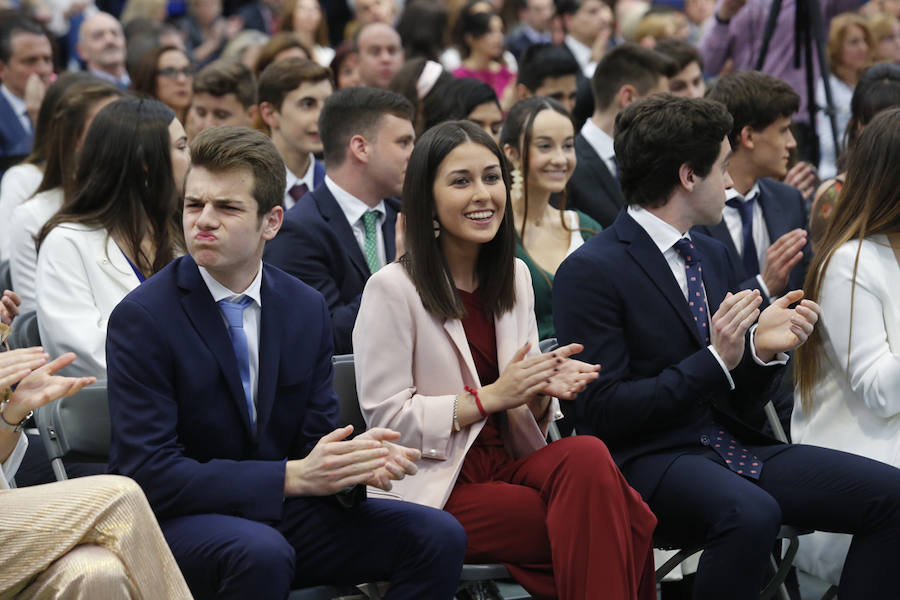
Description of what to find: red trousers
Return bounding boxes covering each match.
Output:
[443,435,657,600]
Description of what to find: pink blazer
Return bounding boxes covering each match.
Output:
[353,259,560,509]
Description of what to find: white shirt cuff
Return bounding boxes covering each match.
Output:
[755,275,774,303]
[749,324,789,366]
[0,433,27,490]
[707,345,736,390]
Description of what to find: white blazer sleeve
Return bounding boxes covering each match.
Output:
[36,227,109,378]
[819,241,900,418]
[0,434,27,489]
[353,268,457,461]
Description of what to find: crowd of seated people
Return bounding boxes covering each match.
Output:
[5,0,900,597]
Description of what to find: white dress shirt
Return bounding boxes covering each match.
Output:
[283,154,317,210]
[199,263,263,423]
[628,206,787,388]
[0,434,27,490]
[325,176,387,269]
[0,84,31,134]
[564,35,597,78]
[723,183,772,300]
[580,118,617,177]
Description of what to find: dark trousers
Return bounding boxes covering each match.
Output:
[161,497,466,600]
[649,444,900,600]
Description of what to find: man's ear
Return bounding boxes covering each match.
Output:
[678,162,695,191]
[261,205,284,241]
[245,104,259,123]
[515,82,532,102]
[348,134,369,164]
[258,102,278,130]
[737,125,755,151]
[617,84,637,109]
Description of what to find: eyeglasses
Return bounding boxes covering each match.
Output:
[157,66,193,79]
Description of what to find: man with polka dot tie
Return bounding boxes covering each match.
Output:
[554,95,900,600]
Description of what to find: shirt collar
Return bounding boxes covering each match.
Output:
[324,175,386,226]
[198,261,264,307]
[564,35,591,68]
[89,67,130,88]
[580,118,615,162]
[725,182,760,203]
[521,24,552,43]
[0,84,26,118]
[627,205,690,256]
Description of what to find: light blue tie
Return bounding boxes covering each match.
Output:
[218,296,255,427]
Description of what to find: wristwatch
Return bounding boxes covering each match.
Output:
[0,398,31,434]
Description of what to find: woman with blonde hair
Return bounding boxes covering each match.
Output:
[817,13,875,179]
[794,107,900,585]
[869,12,900,63]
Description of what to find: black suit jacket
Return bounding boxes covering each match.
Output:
[263,182,399,355]
[566,133,626,228]
[693,177,811,297]
[553,211,782,499]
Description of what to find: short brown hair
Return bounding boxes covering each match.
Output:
[253,32,313,77]
[189,126,286,215]
[193,59,257,109]
[257,57,332,112]
[591,43,677,111]
[706,70,800,146]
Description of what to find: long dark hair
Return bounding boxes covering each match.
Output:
[838,63,900,171]
[796,108,900,410]
[500,97,585,244]
[34,78,123,199]
[130,45,188,99]
[401,120,516,319]
[22,72,96,169]
[38,97,180,278]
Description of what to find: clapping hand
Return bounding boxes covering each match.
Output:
[356,427,420,491]
[1,351,96,424]
[754,290,820,362]
[540,343,600,400]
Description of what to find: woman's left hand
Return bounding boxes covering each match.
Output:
[3,352,96,424]
[1,291,22,327]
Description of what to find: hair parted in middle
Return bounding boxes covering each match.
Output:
[401,120,516,320]
[614,94,733,209]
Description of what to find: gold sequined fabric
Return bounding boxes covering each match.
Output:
[0,475,192,599]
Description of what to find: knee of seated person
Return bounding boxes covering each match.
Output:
[712,493,781,546]
[64,546,134,595]
[553,435,614,470]
[221,524,295,585]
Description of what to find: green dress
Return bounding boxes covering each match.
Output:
[515,210,601,340]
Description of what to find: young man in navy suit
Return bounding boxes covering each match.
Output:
[700,71,810,302]
[565,44,675,228]
[106,126,465,600]
[257,57,329,210]
[264,87,412,354]
[554,95,900,599]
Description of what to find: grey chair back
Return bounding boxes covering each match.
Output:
[0,260,11,292]
[9,310,40,349]
[34,380,110,481]
[332,354,366,434]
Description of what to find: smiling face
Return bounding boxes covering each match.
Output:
[524,109,576,196]
[183,165,282,285]
[434,141,507,253]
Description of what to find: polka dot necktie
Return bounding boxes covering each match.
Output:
[708,429,763,480]
[673,238,709,345]
[361,210,380,275]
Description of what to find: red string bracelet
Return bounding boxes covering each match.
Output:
[464,385,488,419]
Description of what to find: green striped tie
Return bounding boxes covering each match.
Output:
[362,210,380,274]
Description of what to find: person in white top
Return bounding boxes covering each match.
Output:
[35,97,189,378]
[793,107,900,585]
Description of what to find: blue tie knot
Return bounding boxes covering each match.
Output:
[673,238,699,265]
[726,195,756,221]
[218,296,254,329]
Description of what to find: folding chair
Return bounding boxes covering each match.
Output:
[8,310,40,349]
[330,354,530,600]
[0,259,11,292]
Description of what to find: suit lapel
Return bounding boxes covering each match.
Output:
[255,266,279,433]
[618,214,704,346]
[576,134,625,208]
[757,180,787,243]
[382,200,398,262]
[313,186,370,278]
[177,256,254,436]
[443,318,480,386]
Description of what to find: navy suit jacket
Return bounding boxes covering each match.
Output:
[693,178,811,296]
[263,182,399,355]
[566,133,626,228]
[0,91,33,175]
[107,255,340,522]
[553,211,782,499]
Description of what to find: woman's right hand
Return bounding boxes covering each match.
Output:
[479,342,561,412]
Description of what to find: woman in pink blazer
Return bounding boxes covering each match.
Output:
[354,120,657,600]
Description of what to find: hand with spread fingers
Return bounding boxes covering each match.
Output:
[1,351,97,425]
[540,343,601,400]
[754,289,820,362]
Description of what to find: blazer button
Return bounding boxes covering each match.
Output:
[700,434,711,446]
[428,449,437,456]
